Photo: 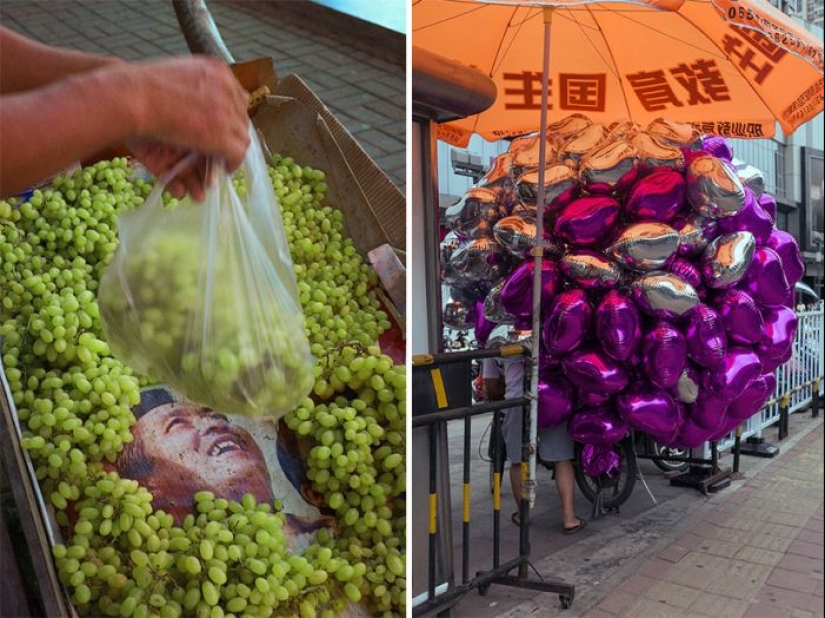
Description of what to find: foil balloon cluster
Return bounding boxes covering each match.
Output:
[440,116,804,475]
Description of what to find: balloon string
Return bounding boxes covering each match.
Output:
[632,442,659,507]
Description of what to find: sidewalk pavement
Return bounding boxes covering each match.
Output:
[0,0,405,193]
[445,409,823,618]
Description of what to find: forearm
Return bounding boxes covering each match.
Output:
[0,27,120,94]
[0,69,142,196]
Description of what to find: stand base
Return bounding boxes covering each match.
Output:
[670,466,732,495]
[738,437,779,458]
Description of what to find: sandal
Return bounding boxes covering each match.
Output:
[563,519,586,535]
[511,512,521,527]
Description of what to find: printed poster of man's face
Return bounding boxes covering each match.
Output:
[114,385,334,550]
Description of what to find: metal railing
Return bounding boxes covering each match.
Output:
[411,346,575,616]
[716,303,824,453]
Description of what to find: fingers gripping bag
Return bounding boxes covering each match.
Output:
[99,125,314,418]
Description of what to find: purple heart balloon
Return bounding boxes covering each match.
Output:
[716,188,773,246]
[765,229,804,288]
[739,246,791,307]
[688,388,728,431]
[701,136,734,162]
[579,390,613,406]
[668,418,714,449]
[554,195,620,247]
[537,375,576,429]
[703,347,763,402]
[561,250,622,290]
[568,406,628,445]
[758,193,777,223]
[667,258,703,291]
[538,350,563,379]
[684,304,727,368]
[499,259,560,319]
[596,290,642,362]
[624,169,685,222]
[714,289,765,345]
[563,348,629,394]
[726,373,777,424]
[642,321,687,389]
[580,443,621,478]
[757,305,798,365]
[617,384,683,443]
[542,289,593,355]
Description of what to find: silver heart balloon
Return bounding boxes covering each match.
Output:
[510,136,555,178]
[447,236,503,283]
[443,301,474,331]
[494,215,537,257]
[515,164,578,210]
[675,213,718,257]
[483,281,515,324]
[701,231,756,290]
[579,139,639,190]
[675,367,700,404]
[444,186,503,238]
[631,132,685,170]
[440,231,465,284]
[645,118,701,148]
[478,152,515,187]
[560,250,622,290]
[609,222,680,271]
[486,323,533,352]
[558,123,608,163]
[686,155,746,218]
[546,114,593,141]
[736,163,765,199]
[632,271,700,318]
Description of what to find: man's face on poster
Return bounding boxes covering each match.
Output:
[129,402,274,508]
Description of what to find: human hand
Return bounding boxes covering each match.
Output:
[125,55,250,176]
[127,139,212,202]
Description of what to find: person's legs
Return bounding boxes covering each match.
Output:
[553,459,583,530]
[509,462,522,506]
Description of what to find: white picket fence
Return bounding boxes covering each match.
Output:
[715,302,824,452]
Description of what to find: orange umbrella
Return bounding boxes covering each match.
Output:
[413,0,824,147]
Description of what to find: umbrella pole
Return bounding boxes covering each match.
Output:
[526,6,553,514]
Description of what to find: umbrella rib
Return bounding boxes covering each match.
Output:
[410,1,489,32]
[581,4,635,120]
[489,7,543,77]
[603,5,729,61]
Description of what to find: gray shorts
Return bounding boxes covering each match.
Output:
[501,407,574,464]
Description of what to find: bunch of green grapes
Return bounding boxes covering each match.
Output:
[264,156,393,356]
[52,478,355,618]
[285,343,406,616]
[97,202,315,419]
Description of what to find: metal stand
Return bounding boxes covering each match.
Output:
[737,435,780,458]
[669,442,732,494]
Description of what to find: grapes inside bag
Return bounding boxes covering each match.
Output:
[98,125,314,418]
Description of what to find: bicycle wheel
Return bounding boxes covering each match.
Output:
[650,439,690,473]
[574,440,637,510]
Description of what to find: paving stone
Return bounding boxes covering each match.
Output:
[766,567,819,593]
[642,581,702,608]
[687,592,750,618]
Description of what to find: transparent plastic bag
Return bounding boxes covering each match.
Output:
[99,125,314,418]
